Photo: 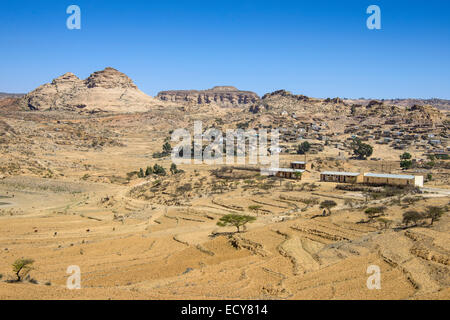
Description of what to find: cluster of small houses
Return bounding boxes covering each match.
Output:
[244,117,448,161]
[264,161,424,187]
[344,122,448,153]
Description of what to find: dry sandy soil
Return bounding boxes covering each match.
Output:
[0,103,448,300]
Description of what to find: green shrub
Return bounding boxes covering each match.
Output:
[152,164,166,176]
[12,258,34,281]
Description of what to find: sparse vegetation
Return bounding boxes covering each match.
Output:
[320,200,337,216]
[153,141,172,158]
[152,164,167,176]
[12,258,34,282]
[248,205,262,214]
[377,217,392,229]
[170,163,183,175]
[364,206,386,221]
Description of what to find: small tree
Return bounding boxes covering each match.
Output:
[402,210,424,227]
[170,163,183,175]
[351,138,373,160]
[402,196,421,206]
[365,206,387,221]
[400,160,412,170]
[296,141,311,155]
[162,142,172,155]
[145,166,153,176]
[138,168,145,178]
[248,205,262,215]
[377,217,392,229]
[217,214,256,233]
[320,200,337,216]
[12,258,34,282]
[153,164,166,176]
[400,152,412,160]
[425,206,444,226]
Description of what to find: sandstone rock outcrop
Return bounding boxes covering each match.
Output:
[157,86,259,107]
[16,67,160,113]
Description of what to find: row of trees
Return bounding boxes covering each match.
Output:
[136,163,183,178]
[403,206,445,227]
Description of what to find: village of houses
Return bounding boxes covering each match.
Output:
[270,115,449,160]
[251,110,448,189]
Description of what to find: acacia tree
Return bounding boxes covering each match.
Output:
[377,217,392,229]
[12,258,34,282]
[320,200,337,216]
[364,206,387,221]
[248,205,262,215]
[402,210,424,227]
[425,206,445,226]
[217,214,256,233]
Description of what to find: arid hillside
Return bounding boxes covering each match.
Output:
[0,72,448,300]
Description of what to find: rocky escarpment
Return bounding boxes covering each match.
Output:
[16,67,161,113]
[157,86,259,107]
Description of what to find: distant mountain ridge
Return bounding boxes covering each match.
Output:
[0,92,24,98]
[157,86,259,107]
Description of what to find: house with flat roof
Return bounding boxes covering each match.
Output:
[263,168,305,180]
[290,161,311,170]
[363,173,423,187]
[320,171,363,184]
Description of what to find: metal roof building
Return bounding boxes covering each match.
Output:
[320,171,362,183]
[363,173,415,179]
[321,171,361,176]
[363,173,423,187]
[262,168,305,180]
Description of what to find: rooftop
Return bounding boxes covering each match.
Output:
[321,171,361,176]
[364,173,416,179]
[267,168,305,173]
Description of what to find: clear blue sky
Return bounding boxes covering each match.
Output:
[1,0,449,98]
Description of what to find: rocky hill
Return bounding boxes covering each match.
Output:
[157,86,259,107]
[15,67,163,113]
